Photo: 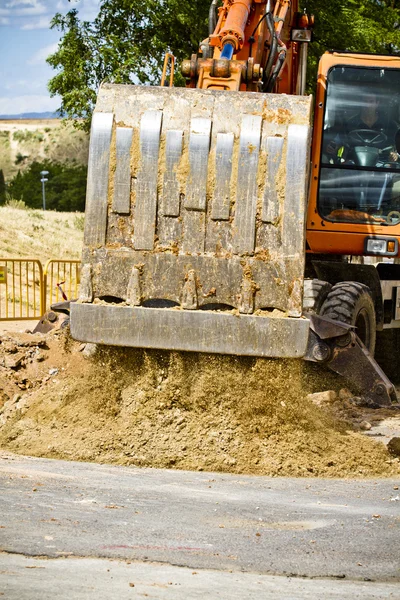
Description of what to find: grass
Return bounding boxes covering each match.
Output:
[0,206,84,317]
[0,205,83,263]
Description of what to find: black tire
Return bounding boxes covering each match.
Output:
[302,279,332,314]
[375,329,400,383]
[320,282,376,355]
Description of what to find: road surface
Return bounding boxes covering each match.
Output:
[0,452,399,599]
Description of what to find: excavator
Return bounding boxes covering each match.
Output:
[69,0,400,407]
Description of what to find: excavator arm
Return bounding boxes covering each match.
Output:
[183,0,308,93]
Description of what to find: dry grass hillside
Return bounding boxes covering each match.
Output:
[0,205,83,262]
[0,119,89,180]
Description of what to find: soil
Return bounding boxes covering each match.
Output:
[0,327,399,478]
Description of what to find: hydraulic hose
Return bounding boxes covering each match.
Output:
[209,0,219,36]
[265,41,287,92]
[262,11,278,92]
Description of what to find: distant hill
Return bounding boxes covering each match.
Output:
[0,112,59,120]
[0,119,89,180]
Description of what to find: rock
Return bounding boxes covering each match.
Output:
[4,343,18,353]
[4,354,24,369]
[359,421,372,431]
[49,368,59,376]
[387,437,400,457]
[339,388,353,401]
[306,391,337,406]
[82,343,97,358]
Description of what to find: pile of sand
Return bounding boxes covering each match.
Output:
[0,329,398,477]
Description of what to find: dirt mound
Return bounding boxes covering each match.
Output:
[0,329,399,477]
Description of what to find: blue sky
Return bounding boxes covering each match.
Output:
[0,0,100,115]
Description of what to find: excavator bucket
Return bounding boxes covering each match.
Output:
[70,83,313,358]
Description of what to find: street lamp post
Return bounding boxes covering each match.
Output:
[40,170,49,210]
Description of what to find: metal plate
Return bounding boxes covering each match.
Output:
[185,117,212,211]
[112,127,133,214]
[84,112,113,246]
[133,110,163,250]
[71,303,310,358]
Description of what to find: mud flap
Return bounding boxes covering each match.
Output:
[305,314,397,407]
[33,301,72,334]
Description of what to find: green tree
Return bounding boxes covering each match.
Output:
[8,161,87,212]
[304,0,400,91]
[47,0,209,129]
[0,169,6,205]
[47,0,400,128]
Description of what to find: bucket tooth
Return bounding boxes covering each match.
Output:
[79,264,93,303]
[126,266,142,306]
[288,278,303,317]
[182,270,198,309]
[238,278,255,314]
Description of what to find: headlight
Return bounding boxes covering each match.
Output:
[291,29,312,42]
[365,237,398,256]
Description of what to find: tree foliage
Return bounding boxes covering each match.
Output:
[47,0,209,129]
[47,0,400,128]
[7,161,87,212]
[0,170,6,205]
[305,0,400,89]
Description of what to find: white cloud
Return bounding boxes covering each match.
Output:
[21,14,50,29]
[0,94,60,115]
[4,79,42,90]
[0,2,47,17]
[6,1,41,6]
[27,42,58,64]
[0,0,100,27]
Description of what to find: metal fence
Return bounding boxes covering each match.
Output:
[43,259,80,309]
[0,258,80,321]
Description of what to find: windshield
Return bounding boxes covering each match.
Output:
[318,66,400,226]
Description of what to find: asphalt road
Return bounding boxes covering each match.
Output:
[0,452,399,599]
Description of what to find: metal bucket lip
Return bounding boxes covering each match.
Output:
[70,302,310,358]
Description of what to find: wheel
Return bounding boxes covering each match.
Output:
[303,279,332,314]
[348,129,387,146]
[375,329,400,383]
[320,282,376,354]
